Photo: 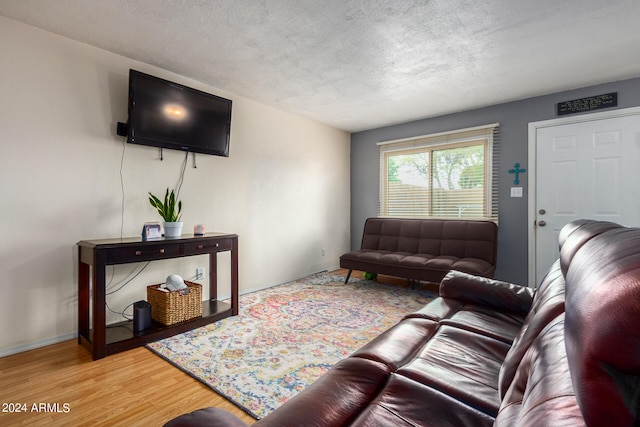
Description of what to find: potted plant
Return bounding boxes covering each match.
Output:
[149,188,183,238]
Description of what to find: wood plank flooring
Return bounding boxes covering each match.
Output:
[0,270,435,426]
[0,340,256,426]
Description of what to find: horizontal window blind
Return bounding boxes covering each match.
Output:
[378,123,499,222]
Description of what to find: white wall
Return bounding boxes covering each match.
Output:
[0,17,351,355]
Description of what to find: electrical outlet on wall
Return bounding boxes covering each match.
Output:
[196,267,205,280]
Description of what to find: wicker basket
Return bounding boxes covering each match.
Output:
[146,281,203,325]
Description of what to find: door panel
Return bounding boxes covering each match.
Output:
[533,113,640,285]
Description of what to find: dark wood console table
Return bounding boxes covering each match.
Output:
[77,233,238,360]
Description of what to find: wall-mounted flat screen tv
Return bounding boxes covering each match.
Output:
[126,69,232,157]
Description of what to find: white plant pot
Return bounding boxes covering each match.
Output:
[163,221,183,238]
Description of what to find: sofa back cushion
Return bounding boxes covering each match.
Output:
[497,260,567,399]
[498,219,625,402]
[494,314,585,427]
[564,226,640,426]
[558,219,621,277]
[360,218,498,264]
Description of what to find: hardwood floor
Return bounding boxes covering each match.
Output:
[0,340,256,426]
[0,270,436,426]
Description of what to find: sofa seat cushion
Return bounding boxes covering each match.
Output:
[397,325,511,417]
[406,299,525,344]
[440,305,526,344]
[350,374,495,427]
[341,249,495,279]
[351,318,439,371]
[352,320,510,420]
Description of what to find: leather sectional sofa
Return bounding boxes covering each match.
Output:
[340,217,498,284]
[166,219,640,426]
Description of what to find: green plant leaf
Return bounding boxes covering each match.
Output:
[148,188,183,222]
[148,195,159,209]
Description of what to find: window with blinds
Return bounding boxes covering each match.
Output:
[378,123,499,221]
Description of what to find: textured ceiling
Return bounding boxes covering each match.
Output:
[2,0,640,132]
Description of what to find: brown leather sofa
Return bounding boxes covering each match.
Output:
[166,219,640,426]
[339,217,498,284]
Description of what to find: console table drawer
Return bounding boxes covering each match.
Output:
[184,238,233,255]
[106,245,181,264]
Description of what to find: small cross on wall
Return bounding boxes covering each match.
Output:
[508,163,526,185]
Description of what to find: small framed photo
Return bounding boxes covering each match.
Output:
[142,222,162,240]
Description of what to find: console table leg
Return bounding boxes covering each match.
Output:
[209,252,218,300]
[78,255,90,344]
[231,239,239,316]
[92,252,107,360]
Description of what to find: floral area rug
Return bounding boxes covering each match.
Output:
[146,272,434,419]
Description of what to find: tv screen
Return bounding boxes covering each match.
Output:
[127,69,232,157]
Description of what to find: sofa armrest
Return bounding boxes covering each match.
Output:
[440,270,534,316]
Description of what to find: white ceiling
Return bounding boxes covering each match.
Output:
[2,0,640,132]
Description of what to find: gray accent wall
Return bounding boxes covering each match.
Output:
[350,76,640,285]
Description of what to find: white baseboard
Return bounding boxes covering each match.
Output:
[230,267,341,297]
[0,332,77,358]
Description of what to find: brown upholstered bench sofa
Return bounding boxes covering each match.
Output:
[166,219,640,426]
[340,217,498,284]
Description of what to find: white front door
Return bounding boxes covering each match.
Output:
[528,107,640,287]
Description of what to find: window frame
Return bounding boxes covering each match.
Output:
[378,123,499,221]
